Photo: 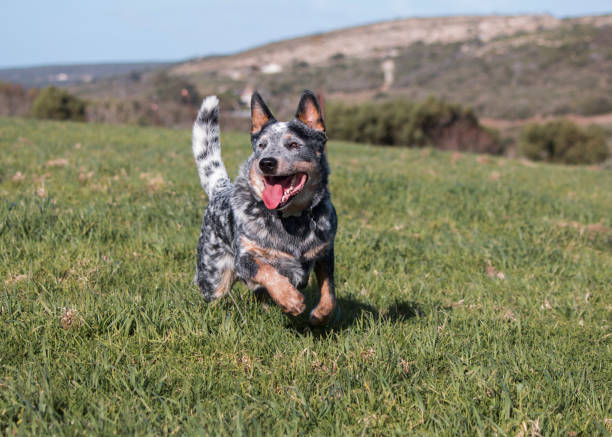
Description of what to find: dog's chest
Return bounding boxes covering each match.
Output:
[236,206,333,288]
[239,212,327,258]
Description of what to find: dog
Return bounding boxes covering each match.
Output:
[191,90,337,326]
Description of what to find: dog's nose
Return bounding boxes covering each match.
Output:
[259,157,278,173]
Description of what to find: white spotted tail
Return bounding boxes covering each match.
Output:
[192,96,230,198]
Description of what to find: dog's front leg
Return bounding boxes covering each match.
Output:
[309,249,336,326]
[241,256,306,316]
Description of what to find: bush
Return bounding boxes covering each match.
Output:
[519,120,609,164]
[325,97,503,154]
[31,87,86,121]
[151,72,200,106]
[577,95,612,116]
[0,81,38,116]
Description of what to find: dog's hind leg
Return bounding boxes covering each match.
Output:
[195,227,235,302]
[195,253,235,302]
[309,249,336,326]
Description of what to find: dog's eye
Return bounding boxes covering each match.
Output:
[287,142,299,150]
[258,142,267,149]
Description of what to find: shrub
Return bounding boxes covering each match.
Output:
[151,72,200,106]
[0,81,37,116]
[31,87,86,121]
[519,120,609,164]
[86,98,200,127]
[577,95,612,116]
[325,97,503,154]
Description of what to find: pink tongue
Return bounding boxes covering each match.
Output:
[262,183,283,209]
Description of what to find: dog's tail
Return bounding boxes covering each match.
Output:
[192,96,230,198]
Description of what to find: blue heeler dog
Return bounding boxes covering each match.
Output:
[191,90,337,326]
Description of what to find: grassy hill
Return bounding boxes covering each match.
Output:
[1,118,611,434]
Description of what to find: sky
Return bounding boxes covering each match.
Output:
[1,0,611,68]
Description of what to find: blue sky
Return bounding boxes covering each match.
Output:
[1,0,611,68]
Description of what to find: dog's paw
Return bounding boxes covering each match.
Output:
[308,307,333,326]
[281,292,306,316]
[201,290,219,303]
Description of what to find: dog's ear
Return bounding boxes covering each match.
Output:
[251,92,275,134]
[296,90,325,132]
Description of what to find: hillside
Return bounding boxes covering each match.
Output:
[1,118,610,434]
[4,14,612,123]
[170,14,612,119]
[173,15,564,75]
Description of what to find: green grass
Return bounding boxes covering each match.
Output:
[1,118,611,435]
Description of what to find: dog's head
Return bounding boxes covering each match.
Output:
[247,90,329,214]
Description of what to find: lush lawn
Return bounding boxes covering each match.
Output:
[1,118,611,435]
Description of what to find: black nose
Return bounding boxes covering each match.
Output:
[259,157,278,173]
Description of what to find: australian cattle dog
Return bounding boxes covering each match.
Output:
[191,90,337,325]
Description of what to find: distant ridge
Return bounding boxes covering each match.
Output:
[0,62,172,87]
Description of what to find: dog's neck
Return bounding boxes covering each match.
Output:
[281,209,304,218]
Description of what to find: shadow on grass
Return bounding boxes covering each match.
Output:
[285,295,424,337]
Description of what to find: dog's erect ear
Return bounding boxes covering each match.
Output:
[251,92,275,134]
[296,90,325,132]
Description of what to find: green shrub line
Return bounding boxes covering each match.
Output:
[9,82,612,165]
[325,97,503,154]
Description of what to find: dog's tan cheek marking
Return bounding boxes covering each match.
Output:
[253,259,304,315]
[303,242,329,260]
[213,268,235,299]
[240,236,293,260]
[310,262,335,324]
[249,162,264,198]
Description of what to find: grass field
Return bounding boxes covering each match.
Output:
[1,117,611,435]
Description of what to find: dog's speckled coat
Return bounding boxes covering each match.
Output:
[192,91,337,325]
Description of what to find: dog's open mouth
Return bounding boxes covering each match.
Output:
[261,173,308,210]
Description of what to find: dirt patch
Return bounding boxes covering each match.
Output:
[481,112,612,129]
[429,119,504,154]
[555,221,611,239]
[46,158,69,168]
